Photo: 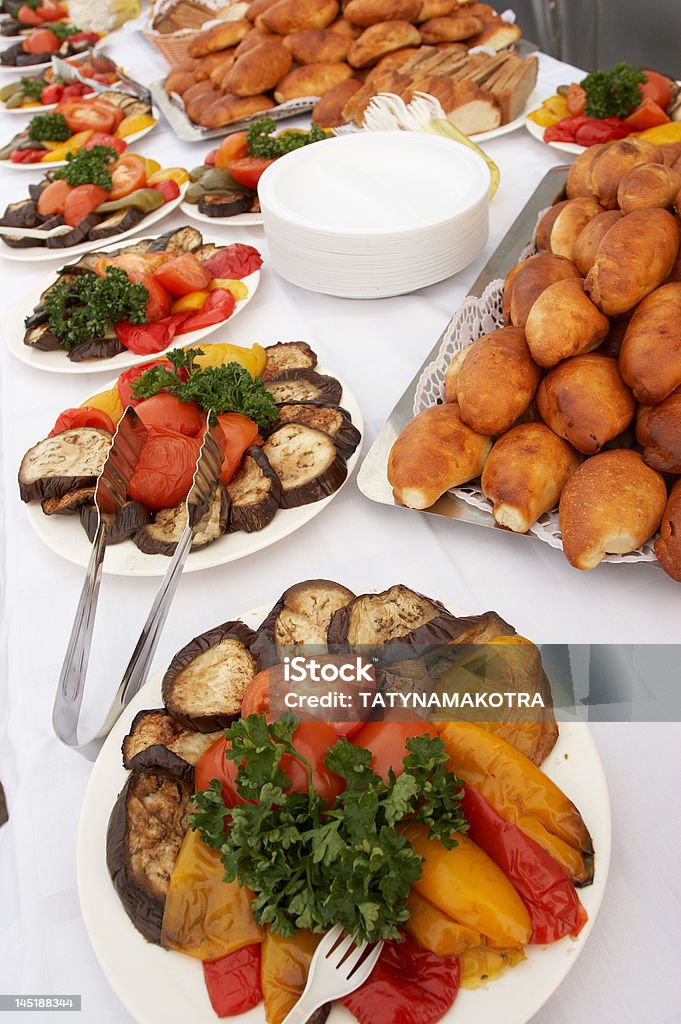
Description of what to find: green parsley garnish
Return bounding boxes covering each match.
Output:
[53,144,117,188]
[131,348,278,430]
[246,118,328,160]
[581,62,647,119]
[191,715,467,943]
[20,76,45,101]
[51,23,81,42]
[43,266,148,351]
[27,112,71,143]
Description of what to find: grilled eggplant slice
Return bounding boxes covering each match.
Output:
[106,768,192,944]
[263,423,347,509]
[41,487,95,516]
[80,500,152,545]
[264,369,342,405]
[58,251,101,275]
[19,427,112,502]
[68,333,126,362]
[251,579,355,667]
[272,402,361,459]
[147,226,202,254]
[0,199,40,229]
[24,323,60,350]
[193,243,221,263]
[261,341,318,382]
[28,180,49,203]
[88,207,145,240]
[46,213,102,249]
[197,193,254,218]
[227,445,281,533]
[122,708,223,781]
[162,621,258,731]
[134,484,229,557]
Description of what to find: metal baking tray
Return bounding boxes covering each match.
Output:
[357,164,569,535]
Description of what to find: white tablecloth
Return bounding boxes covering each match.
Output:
[0,31,679,1024]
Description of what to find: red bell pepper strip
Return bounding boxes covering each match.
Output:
[203,944,263,1018]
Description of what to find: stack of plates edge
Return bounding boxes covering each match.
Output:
[258,131,491,300]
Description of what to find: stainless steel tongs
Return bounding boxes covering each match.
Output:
[51,52,152,105]
[52,408,225,759]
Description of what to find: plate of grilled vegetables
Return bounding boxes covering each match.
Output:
[77,576,611,1024]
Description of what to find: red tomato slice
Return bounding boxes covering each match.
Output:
[22,28,59,54]
[117,359,173,408]
[63,184,109,227]
[85,131,126,154]
[215,131,249,168]
[215,412,258,484]
[352,721,438,782]
[40,83,63,105]
[624,97,670,130]
[37,178,72,217]
[240,668,272,719]
[153,252,212,297]
[228,156,275,189]
[48,406,115,437]
[203,243,262,280]
[205,148,217,165]
[109,153,147,200]
[128,428,202,510]
[61,82,89,99]
[135,394,203,437]
[151,179,180,202]
[136,273,170,322]
[566,83,586,115]
[639,70,672,111]
[203,945,263,1018]
[115,316,185,356]
[56,98,118,135]
[18,5,42,26]
[177,289,236,335]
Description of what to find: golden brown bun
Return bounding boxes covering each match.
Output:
[182,78,216,103]
[503,252,581,328]
[348,19,421,66]
[655,480,681,581]
[468,19,521,50]
[534,200,569,252]
[537,353,636,455]
[668,246,681,283]
[481,422,581,533]
[419,14,482,42]
[194,50,235,80]
[312,76,361,126]
[343,0,421,27]
[247,0,280,17]
[184,84,220,122]
[525,279,609,368]
[388,402,492,509]
[417,0,459,20]
[443,348,468,403]
[164,69,197,95]
[590,137,663,210]
[617,162,681,212]
[455,327,542,435]
[274,61,354,102]
[559,450,667,569]
[572,210,623,277]
[566,144,606,199]
[223,39,292,96]
[260,0,339,34]
[464,3,496,17]
[370,45,421,71]
[188,19,251,57]
[637,387,681,473]
[547,197,604,261]
[234,30,280,57]
[585,208,680,316]
[619,282,681,404]
[284,26,352,63]
[599,311,631,359]
[198,92,275,128]
[660,141,681,167]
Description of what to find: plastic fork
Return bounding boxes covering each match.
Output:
[281,925,383,1024]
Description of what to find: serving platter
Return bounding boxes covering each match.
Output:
[523,115,583,155]
[180,199,263,229]
[77,609,611,1024]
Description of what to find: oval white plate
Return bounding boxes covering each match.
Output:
[0,44,95,74]
[0,179,188,261]
[77,644,611,1024]
[180,199,263,229]
[470,88,542,143]
[6,266,260,374]
[524,114,583,155]
[25,365,363,575]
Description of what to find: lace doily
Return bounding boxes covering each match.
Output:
[412,252,657,564]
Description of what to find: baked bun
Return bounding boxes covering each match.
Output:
[188,19,251,57]
[636,386,681,473]
[503,252,581,328]
[655,480,681,582]
[590,137,663,210]
[585,208,680,316]
[619,282,681,403]
[419,14,483,42]
[481,423,580,533]
[455,327,542,435]
[284,26,353,63]
[546,197,604,261]
[388,402,492,509]
[617,162,681,212]
[198,92,275,128]
[312,77,361,127]
[534,200,569,252]
[417,0,459,19]
[223,40,292,96]
[559,450,667,569]
[572,210,623,276]
[343,0,421,27]
[537,353,636,455]
[566,144,606,199]
[274,61,354,102]
[348,19,421,67]
[260,0,340,34]
[525,279,609,367]
[234,30,280,57]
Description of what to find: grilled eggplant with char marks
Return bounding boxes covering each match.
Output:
[18,427,112,502]
[24,323,60,350]
[42,487,95,516]
[264,422,347,509]
[0,199,41,229]
[198,193,255,218]
[227,445,281,533]
[272,402,361,459]
[68,332,126,361]
[106,767,192,944]
[162,621,258,731]
[46,213,103,249]
[80,500,152,545]
[251,579,355,667]
[122,708,223,782]
[264,368,343,405]
[147,226,203,254]
[88,207,145,241]
[134,483,229,556]
[261,341,318,382]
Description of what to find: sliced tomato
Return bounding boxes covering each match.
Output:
[566,83,586,115]
[95,252,170,278]
[215,412,258,484]
[56,98,119,134]
[61,82,89,99]
[63,184,109,226]
[17,4,42,26]
[639,70,672,111]
[151,178,180,202]
[48,406,115,437]
[177,289,236,335]
[135,394,203,437]
[128,428,202,510]
[36,178,72,217]
[203,243,262,280]
[205,148,217,165]
[138,273,171,322]
[215,131,249,168]
[228,156,275,189]
[117,358,173,408]
[240,668,272,720]
[625,97,670,131]
[85,131,126,154]
[109,153,147,200]
[352,722,438,782]
[40,83,63,105]
[22,28,59,54]
[153,252,212,297]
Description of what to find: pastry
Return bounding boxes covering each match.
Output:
[312,77,362,127]
[343,0,421,27]
[617,162,681,212]
[590,137,662,209]
[619,282,681,403]
[503,252,581,328]
[655,480,681,582]
[223,39,292,95]
[455,327,542,435]
[525,279,609,367]
[419,15,483,43]
[347,19,421,67]
[284,26,353,63]
[188,18,251,56]
[260,0,340,34]
[637,387,681,473]
[198,92,275,128]
[274,61,354,102]
[566,144,606,199]
[572,210,623,276]
[546,197,604,261]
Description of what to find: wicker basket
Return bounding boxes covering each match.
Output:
[142,26,203,65]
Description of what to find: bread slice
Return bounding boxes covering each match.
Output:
[444,79,501,134]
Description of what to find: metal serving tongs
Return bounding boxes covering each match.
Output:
[51,52,152,105]
[52,408,225,760]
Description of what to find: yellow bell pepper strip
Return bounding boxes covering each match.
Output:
[143,157,161,177]
[160,827,262,960]
[190,342,264,379]
[405,889,482,956]
[171,290,210,314]
[40,129,93,161]
[459,946,526,990]
[403,825,532,949]
[209,278,249,302]
[527,107,562,128]
[439,722,594,886]
[82,387,125,425]
[147,166,190,186]
[543,94,570,117]
[634,122,681,144]
[115,113,156,138]
[261,929,323,1024]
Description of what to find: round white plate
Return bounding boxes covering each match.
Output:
[0,179,188,261]
[0,44,94,74]
[6,266,261,374]
[3,98,59,113]
[0,106,159,169]
[470,88,542,143]
[524,114,583,155]
[77,652,611,1024]
[25,365,363,575]
[180,199,263,229]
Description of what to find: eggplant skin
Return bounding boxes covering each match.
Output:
[134,483,229,556]
[46,213,103,249]
[126,744,195,784]
[251,579,355,669]
[18,427,112,503]
[264,368,343,406]
[261,341,318,382]
[227,445,281,534]
[122,708,223,779]
[80,500,152,546]
[147,226,203,253]
[272,402,361,460]
[41,487,95,516]
[263,423,348,510]
[68,334,126,362]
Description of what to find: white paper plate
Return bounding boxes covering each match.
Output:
[524,115,583,155]
[470,89,542,143]
[0,179,188,261]
[25,365,362,575]
[180,199,263,229]
[6,266,260,374]
[77,651,611,1024]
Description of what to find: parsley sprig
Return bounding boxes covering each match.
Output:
[191,715,467,943]
[246,118,327,160]
[53,144,117,188]
[581,62,647,119]
[43,266,148,351]
[20,76,44,101]
[28,112,71,142]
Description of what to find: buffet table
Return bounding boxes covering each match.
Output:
[0,27,679,1024]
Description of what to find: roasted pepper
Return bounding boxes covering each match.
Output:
[209,278,249,302]
[406,889,482,956]
[459,946,526,990]
[261,929,322,1024]
[171,290,210,314]
[191,342,265,379]
[96,188,165,214]
[40,129,93,161]
[82,386,124,425]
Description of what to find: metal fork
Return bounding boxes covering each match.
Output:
[281,925,383,1024]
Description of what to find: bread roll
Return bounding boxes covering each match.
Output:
[636,387,681,473]
[188,19,251,57]
[585,208,680,316]
[590,137,662,209]
[559,450,667,569]
[481,423,580,533]
[246,0,280,17]
[619,282,681,404]
[185,85,221,123]
[419,14,482,42]
[417,0,459,19]
[343,0,421,27]
[534,200,569,252]
[234,30,280,57]
[599,311,631,360]
[455,327,542,435]
[468,19,521,50]
[223,40,292,96]
[388,403,492,509]
[260,0,339,34]
[572,210,623,277]
[655,480,681,582]
[525,279,609,368]
[284,26,352,63]
[547,197,604,261]
[164,68,197,95]
[312,77,361,126]
[348,19,421,67]
[503,252,581,328]
[194,50,235,80]
[198,92,275,129]
[274,61,354,102]
[566,144,605,199]
[537,354,636,454]
[617,162,681,212]
[444,348,468,402]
